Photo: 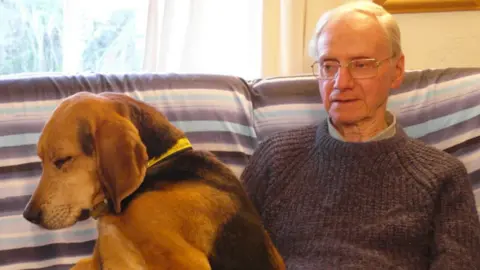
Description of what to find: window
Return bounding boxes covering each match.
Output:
[0,0,262,79]
[1,0,147,75]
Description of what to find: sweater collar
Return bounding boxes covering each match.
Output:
[327,111,397,142]
[316,118,408,157]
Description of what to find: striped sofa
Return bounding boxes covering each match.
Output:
[1,68,479,269]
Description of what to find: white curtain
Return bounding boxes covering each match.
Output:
[1,0,317,78]
[0,0,262,79]
[262,0,308,77]
[142,0,263,79]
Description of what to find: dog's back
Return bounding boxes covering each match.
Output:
[135,149,285,270]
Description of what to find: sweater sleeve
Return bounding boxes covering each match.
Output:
[240,139,274,218]
[430,162,480,269]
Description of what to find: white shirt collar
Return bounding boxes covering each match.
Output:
[327,111,397,142]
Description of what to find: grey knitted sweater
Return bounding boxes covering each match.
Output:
[241,120,480,270]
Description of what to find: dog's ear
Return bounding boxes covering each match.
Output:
[95,117,148,213]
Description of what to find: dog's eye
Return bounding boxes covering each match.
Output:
[54,156,72,169]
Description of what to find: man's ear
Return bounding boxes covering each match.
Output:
[390,53,405,89]
[95,117,148,213]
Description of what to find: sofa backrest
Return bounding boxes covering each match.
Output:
[249,67,480,213]
[1,67,479,269]
[0,73,256,269]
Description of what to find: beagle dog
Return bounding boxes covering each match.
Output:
[23,92,285,270]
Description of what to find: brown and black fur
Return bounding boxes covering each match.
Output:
[23,91,285,270]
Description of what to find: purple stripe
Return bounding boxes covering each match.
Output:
[0,73,251,104]
[34,264,72,270]
[250,85,480,129]
[0,110,253,137]
[390,68,480,95]
[165,110,253,127]
[0,162,41,179]
[443,134,480,157]
[0,166,40,182]
[0,195,29,217]
[0,132,255,167]
[250,79,320,108]
[415,115,480,146]
[252,95,320,108]
[396,89,480,127]
[189,132,256,150]
[0,119,46,137]
[0,241,94,267]
[0,145,38,164]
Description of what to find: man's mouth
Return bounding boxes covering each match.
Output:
[332,99,357,103]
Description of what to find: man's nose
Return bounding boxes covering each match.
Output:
[23,202,42,224]
[334,67,354,90]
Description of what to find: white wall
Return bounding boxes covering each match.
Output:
[303,0,480,71]
[395,11,480,70]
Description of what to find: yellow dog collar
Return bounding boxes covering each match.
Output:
[90,199,109,219]
[147,137,193,168]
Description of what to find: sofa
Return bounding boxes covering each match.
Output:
[0,67,479,269]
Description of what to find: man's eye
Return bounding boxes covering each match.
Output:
[54,156,72,169]
[353,61,374,69]
[324,65,334,70]
[322,62,338,72]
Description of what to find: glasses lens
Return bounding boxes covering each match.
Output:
[349,59,377,78]
[313,58,381,79]
[320,61,339,79]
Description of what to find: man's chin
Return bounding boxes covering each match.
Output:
[329,115,364,126]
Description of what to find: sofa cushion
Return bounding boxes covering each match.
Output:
[249,67,480,213]
[0,73,255,269]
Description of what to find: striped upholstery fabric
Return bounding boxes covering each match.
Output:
[250,67,480,214]
[0,73,256,269]
[1,68,479,269]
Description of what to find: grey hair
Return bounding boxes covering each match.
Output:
[308,1,402,60]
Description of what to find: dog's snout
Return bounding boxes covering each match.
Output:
[23,204,43,224]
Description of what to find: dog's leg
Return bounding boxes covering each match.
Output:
[97,217,213,270]
[96,221,147,269]
[162,244,211,270]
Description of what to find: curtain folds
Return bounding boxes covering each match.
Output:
[262,0,308,77]
[142,0,262,79]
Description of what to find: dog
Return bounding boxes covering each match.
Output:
[22,91,285,270]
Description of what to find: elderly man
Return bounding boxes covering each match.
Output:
[241,2,480,269]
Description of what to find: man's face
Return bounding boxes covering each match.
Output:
[316,13,404,126]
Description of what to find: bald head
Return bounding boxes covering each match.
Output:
[316,11,392,61]
[309,2,401,60]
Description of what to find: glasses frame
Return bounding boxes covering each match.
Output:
[310,56,394,80]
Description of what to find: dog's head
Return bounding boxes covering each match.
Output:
[23,92,182,229]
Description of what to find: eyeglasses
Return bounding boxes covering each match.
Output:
[310,56,393,80]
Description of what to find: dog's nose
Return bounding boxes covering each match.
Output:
[23,204,42,224]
